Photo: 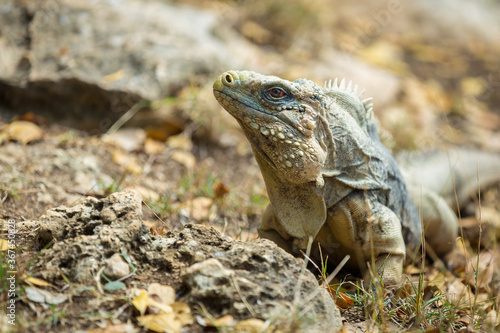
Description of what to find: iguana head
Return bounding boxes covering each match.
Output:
[213,70,331,186]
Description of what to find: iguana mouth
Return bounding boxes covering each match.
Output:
[213,91,280,169]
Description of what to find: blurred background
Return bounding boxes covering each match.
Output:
[1,0,500,150]
[1,0,500,228]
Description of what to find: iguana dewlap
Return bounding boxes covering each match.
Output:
[213,70,500,286]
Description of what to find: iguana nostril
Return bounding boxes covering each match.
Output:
[221,71,238,86]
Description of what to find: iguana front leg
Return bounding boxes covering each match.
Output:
[259,203,295,254]
[317,191,406,287]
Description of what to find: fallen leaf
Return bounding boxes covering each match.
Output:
[486,309,499,327]
[182,197,213,221]
[7,121,42,144]
[102,69,125,83]
[148,283,175,305]
[144,138,166,155]
[132,289,175,316]
[170,150,196,171]
[460,77,487,97]
[234,318,266,333]
[171,302,194,326]
[446,280,471,305]
[325,286,354,309]
[23,276,53,288]
[0,239,9,251]
[13,111,46,126]
[87,323,136,333]
[111,149,143,174]
[132,291,149,315]
[213,181,229,200]
[167,134,193,151]
[25,286,67,305]
[103,128,146,152]
[466,251,497,291]
[208,315,235,327]
[137,313,182,333]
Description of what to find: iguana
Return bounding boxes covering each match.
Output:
[213,70,500,286]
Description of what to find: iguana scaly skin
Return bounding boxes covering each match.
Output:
[213,70,500,286]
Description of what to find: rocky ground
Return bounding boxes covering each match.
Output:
[1,0,500,332]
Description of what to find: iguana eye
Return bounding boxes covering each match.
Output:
[268,87,286,99]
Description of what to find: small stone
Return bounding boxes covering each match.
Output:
[103,253,130,280]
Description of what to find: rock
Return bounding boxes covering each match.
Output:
[180,233,342,333]
[31,191,342,332]
[35,189,148,281]
[37,189,144,246]
[103,253,130,280]
[0,0,258,130]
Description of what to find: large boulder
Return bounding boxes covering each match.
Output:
[0,0,257,130]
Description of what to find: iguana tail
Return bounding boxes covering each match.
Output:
[398,149,500,256]
[398,149,500,210]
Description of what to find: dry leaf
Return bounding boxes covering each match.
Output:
[23,276,54,288]
[136,302,192,333]
[171,302,194,326]
[137,313,182,333]
[102,69,125,83]
[111,149,143,174]
[148,283,175,305]
[182,197,213,221]
[7,121,42,144]
[209,315,235,327]
[428,272,447,292]
[446,280,471,305]
[170,150,196,171]
[486,309,499,327]
[326,286,354,309]
[87,323,135,333]
[145,297,174,315]
[460,77,487,97]
[213,181,229,200]
[466,251,497,291]
[132,288,183,317]
[144,138,166,155]
[103,128,146,152]
[167,134,193,151]
[0,239,9,251]
[233,318,266,333]
[132,291,149,315]
[25,286,67,305]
